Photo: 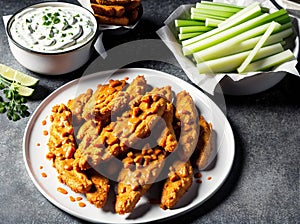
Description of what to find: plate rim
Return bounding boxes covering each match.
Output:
[23,67,235,223]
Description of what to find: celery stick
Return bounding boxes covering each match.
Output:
[275,14,291,24]
[197,43,284,74]
[192,21,280,63]
[277,22,292,31]
[237,22,280,73]
[196,2,243,13]
[218,2,260,27]
[255,9,288,26]
[184,8,288,55]
[180,26,214,34]
[241,27,292,48]
[242,50,294,72]
[205,18,223,27]
[191,7,235,18]
[182,3,263,47]
[191,12,227,21]
[184,13,269,55]
[198,1,244,9]
[261,7,270,13]
[247,27,293,44]
[179,32,204,41]
[175,20,205,27]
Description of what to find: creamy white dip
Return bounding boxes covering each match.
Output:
[10,5,96,53]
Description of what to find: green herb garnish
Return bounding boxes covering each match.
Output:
[0,77,30,121]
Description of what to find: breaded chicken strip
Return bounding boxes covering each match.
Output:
[86,170,110,208]
[95,14,129,26]
[175,91,199,161]
[160,160,193,209]
[74,76,147,170]
[124,0,141,11]
[76,86,172,170]
[157,102,177,152]
[54,158,93,194]
[47,104,76,160]
[115,147,166,214]
[96,0,131,5]
[82,78,127,122]
[67,89,93,126]
[91,3,125,17]
[192,115,213,170]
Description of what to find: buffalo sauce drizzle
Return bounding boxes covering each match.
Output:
[57,187,68,195]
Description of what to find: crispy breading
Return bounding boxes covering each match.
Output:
[91,3,125,17]
[74,76,147,170]
[123,75,146,99]
[54,158,93,193]
[128,7,139,23]
[160,160,193,209]
[192,115,213,170]
[76,86,172,170]
[86,170,110,208]
[82,78,127,122]
[67,89,93,126]
[75,77,146,167]
[96,0,131,5]
[73,120,105,171]
[175,91,199,161]
[115,147,166,214]
[124,0,141,11]
[47,104,76,159]
[95,14,129,26]
[109,75,146,119]
[157,102,177,152]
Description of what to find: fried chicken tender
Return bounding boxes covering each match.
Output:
[109,75,147,119]
[95,14,129,26]
[75,77,146,162]
[91,0,141,25]
[82,78,127,122]
[86,170,110,208]
[160,160,193,209]
[54,158,93,193]
[157,102,177,152]
[175,91,199,161]
[76,86,172,170]
[192,115,213,170]
[96,0,131,5]
[67,89,93,126]
[91,3,125,17]
[115,147,166,214]
[128,7,139,23]
[75,76,147,169]
[47,104,76,160]
[124,0,141,11]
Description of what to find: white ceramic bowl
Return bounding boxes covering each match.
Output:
[6,2,98,75]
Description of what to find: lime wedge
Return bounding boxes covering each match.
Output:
[0,64,39,87]
[17,85,35,97]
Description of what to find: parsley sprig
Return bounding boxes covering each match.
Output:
[0,77,30,121]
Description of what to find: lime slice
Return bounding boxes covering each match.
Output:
[0,64,39,87]
[17,85,35,97]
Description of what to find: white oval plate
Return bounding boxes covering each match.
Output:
[23,68,235,223]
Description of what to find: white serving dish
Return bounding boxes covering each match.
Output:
[6,2,98,75]
[23,68,235,223]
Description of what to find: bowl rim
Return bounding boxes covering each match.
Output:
[6,1,98,55]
